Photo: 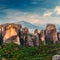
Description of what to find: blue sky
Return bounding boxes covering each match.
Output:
[0,0,60,24]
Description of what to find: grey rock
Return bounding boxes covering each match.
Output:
[52,55,60,60]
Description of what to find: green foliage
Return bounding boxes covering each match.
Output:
[0,42,60,60]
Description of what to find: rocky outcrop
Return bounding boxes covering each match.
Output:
[46,24,58,44]
[57,32,60,41]
[33,29,39,46]
[40,30,46,45]
[0,24,5,35]
[3,24,20,45]
[0,23,59,46]
[24,27,34,46]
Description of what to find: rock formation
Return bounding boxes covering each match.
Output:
[3,24,20,45]
[0,23,59,46]
[33,29,39,46]
[40,30,46,45]
[46,24,58,44]
[57,32,60,41]
[25,28,33,47]
[0,24,4,45]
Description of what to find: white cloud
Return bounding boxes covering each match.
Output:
[54,6,60,15]
[43,6,60,16]
[0,9,60,25]
[43,11,52,17]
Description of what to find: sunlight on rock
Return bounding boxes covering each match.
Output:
[3,24,20,45]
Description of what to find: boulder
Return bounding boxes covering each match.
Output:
[52,55,60,60]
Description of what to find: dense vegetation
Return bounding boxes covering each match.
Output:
[0,42,60,60]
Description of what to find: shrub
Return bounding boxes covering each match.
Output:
[0,42,60,60]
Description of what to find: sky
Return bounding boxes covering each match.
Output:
[0,0,60,25]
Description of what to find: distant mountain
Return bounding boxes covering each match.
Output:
[16,21,60,33]
[16,21,43,30]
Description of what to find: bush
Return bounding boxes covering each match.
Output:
[0,42,60,60]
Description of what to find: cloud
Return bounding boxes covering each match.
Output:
[43,11,52,17]
[54,6,60,15]
[42,6,60,16]
[0,9,60,25]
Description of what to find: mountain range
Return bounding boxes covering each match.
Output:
[15,21,60,32]
[16,21,43,29]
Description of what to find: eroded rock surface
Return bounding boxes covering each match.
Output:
[3,24,20,45]
[40,30,46,45]
[46,24,58,44]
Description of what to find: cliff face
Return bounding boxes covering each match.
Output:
[2,24,20,45]
[46,24,58,44]
[40,30,45,41]
[40,30,46,45]
[57,33,60,40]
[0,23,59,46]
